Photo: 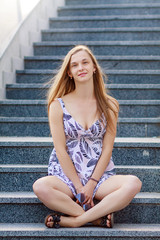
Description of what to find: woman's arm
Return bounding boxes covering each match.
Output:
[49,100,83,192]
[82,99,118,204]
[90,100,118,182]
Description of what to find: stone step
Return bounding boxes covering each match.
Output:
[24,55,160,70]
[0,137,159,166]
[0,165,159,192]
[58,4,160,16]
[0,192,159,225]
[0,223,160,240]
[6,83,160,100]
[0,117,159,137]
[49,15,160,29]
[16,69,53,83]
[0,100,47,117]
[16,69,160,84]
[42,27,160,41]
[1,0,160,236]
[1,100,160,118]
[66,0,160,5]
[33,41,160,56]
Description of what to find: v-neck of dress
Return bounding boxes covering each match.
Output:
[60,98,102,132]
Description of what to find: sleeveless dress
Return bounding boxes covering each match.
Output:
[48,98,116,198]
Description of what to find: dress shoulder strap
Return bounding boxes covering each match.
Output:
[57,98,64,109]
[57,98,68,114]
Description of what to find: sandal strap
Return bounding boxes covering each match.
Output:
[52,214,61,223]
[52,214,61,228]
[46,213,61,229]
[53,221,60,229]
[100,216,108,227]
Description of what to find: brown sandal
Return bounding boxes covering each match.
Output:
[45,213,61,229]
[100,213,114,228]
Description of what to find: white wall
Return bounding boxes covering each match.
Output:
[0,0,40,56]
[0,0,65,99]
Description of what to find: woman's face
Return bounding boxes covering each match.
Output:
[68,50,96,84]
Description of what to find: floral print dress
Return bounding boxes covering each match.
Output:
[48,98,116,197]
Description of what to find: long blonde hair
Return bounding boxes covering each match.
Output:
[47,45,119,134]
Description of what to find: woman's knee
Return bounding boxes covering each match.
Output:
[125,175,142,194]
[33,177,49,197]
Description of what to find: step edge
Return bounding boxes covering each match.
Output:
[49,15,160,20]
[1,99,160,105]
[58,3,160,10]
[16,69,160,74]
[0,164,160,171]
[0,223,160,237]
[0,137,159,146]
[34,40,160,46]
[0,117,160,123]
[0,192,159,204]
[42,27,160,33]
[6,83,160,88]
[24,55,160,60]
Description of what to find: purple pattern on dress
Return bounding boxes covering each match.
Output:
[48,98,116,197]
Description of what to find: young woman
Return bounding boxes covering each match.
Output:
[33,45,142,228]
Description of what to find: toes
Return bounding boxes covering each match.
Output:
[107,214,111,227]
[47,216,54,228]
[107,219,111,228]
[47,221,54,227]
[48,216,53,222]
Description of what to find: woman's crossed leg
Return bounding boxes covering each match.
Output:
[33,174,142,228]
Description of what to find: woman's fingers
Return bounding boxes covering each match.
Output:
[83,196,93,205]
[90,199,94,207]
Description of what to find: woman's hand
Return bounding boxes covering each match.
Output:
[76,180,97,207]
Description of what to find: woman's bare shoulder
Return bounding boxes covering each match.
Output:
[49,99,63,117]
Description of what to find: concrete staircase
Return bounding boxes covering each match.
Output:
[0,0,160,239]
